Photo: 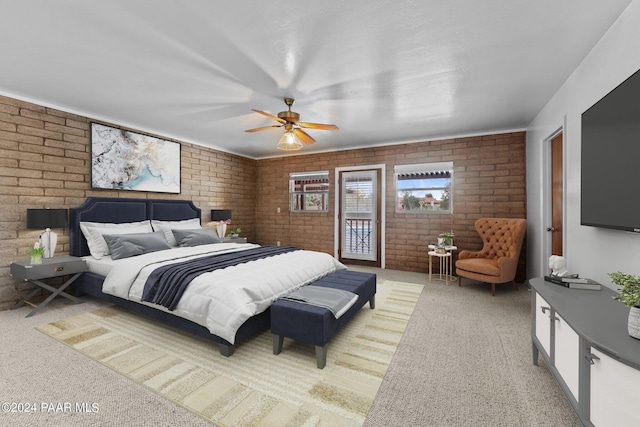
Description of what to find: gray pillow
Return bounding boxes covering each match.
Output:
[103,231,171,260]
[172,228,221,247]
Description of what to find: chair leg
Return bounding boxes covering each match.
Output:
[513,281,518,291]
[458,275,461,287]
[491,283,496,296]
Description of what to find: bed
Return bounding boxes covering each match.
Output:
[69,197,344,356]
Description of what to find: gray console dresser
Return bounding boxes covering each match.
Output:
[530,277,640,426]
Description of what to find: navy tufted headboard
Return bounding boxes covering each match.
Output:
[69,197,201,257]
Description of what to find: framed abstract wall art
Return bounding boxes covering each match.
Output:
[90,122,181,194]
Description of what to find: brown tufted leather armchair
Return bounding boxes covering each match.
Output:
[455,218,527,296]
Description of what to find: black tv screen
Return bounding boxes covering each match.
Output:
[581,68,640,232]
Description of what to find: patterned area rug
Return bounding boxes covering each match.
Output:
[37,280,423,426]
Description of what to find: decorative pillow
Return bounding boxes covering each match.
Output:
[80,220,153,259]
[172,228,221,247]
[102,231,172,260]
[151,218,201,247]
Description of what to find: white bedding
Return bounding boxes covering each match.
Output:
[99,243,345,344]
[83,255,119,277]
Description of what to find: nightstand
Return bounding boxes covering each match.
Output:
[10,256,86,317]
[223,237,247,243]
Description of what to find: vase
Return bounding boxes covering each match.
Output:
[629,306,640,339]
[216,223,227,239]
[30,255,42,265]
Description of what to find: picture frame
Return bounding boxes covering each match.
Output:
[90,122,181,194]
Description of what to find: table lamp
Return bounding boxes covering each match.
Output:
[26,208,68,258]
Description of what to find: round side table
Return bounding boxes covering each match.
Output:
[428,245,458,283]
[428,251,452,285]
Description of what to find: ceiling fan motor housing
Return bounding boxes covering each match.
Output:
[277,110,300,122]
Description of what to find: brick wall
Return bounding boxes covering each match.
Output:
[0,95,256,309]
[255,132,527,279]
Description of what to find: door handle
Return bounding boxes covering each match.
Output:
[546,227,555,232]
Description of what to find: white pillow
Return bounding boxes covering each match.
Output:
[80,220,153,259]
[151,218,201,246]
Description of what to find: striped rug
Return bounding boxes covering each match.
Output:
[37,280,423,426]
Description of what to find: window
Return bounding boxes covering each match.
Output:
[290,171,329,212]
[395,162,452,213]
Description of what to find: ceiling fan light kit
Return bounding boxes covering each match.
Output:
[276,130,304,151]
[246,98,338,151]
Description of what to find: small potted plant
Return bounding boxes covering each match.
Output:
[228,227,242,238]
[608,271,640,339]
[439,231,455,247]
[28,241,45,264]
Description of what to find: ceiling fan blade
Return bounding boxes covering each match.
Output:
[293,128,316,145]
[252,109,286,123]
[297,122,339,131]
[245,125,283,133]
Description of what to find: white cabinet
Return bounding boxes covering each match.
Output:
[530,278,640,427]
[532,293,579,402]
[534,293,551,356]
[554,312,579,401]
[589,348,640,427]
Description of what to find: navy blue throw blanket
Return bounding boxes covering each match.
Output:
[142,245,300,310]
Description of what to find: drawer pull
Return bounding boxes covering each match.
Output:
[541,306,550,314]
[585,353,601,365]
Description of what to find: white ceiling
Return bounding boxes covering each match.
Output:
[0,1,633,159]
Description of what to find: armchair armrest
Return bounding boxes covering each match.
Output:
[497,256,518,282]
[458,249,488,260]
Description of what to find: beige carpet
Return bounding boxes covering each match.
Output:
[37,280,423,427]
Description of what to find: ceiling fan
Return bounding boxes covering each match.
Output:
[245,98,338,150]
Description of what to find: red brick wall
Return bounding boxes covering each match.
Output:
[0,95,256,309]
[255,133,527,279]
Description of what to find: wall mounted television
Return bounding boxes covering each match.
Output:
[581,68,640,232]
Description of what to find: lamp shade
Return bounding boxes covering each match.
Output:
[277,130,303,151]
[211,209,232,221]
[26,208,68,229]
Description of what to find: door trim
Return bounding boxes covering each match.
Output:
[335,164,386,269]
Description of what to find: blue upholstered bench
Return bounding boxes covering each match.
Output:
[271,270,376,368]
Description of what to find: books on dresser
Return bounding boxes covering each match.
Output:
[544,275,602,290]
[561,277,589,283]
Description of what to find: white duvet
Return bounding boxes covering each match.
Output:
[101,243,345,344]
